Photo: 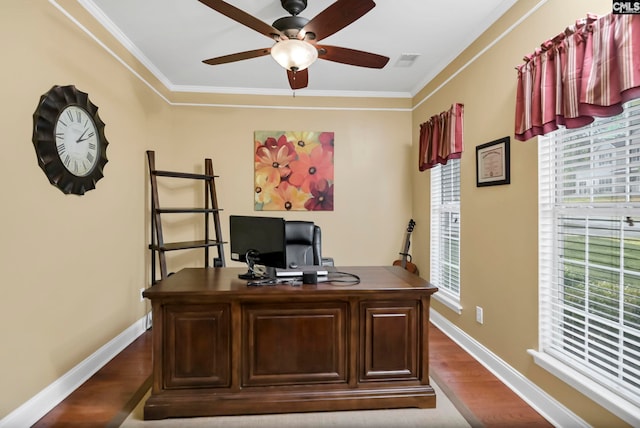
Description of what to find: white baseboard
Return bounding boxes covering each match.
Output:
[0,315,149,428]
[430,309,589,428]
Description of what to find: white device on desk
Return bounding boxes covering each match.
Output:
[275,265,329,278]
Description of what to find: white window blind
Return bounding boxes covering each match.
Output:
[538,99,640,407]
[431,159,461,299]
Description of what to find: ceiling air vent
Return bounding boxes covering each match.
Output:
[395,53,421,68]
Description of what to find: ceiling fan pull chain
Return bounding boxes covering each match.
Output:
[292,69,296,97]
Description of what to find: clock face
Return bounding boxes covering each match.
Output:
[32,85,109,195]
[55,106,99,177]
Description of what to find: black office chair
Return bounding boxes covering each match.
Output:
[284,221,334,268]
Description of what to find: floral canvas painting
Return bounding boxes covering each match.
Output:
[254,131,334,211]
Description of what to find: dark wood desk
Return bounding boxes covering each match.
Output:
[142,266,438,420]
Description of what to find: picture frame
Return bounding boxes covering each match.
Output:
[476,136,510,187]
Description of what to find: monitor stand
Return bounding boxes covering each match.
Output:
[238,270,262,280]
[239,252,259,279]
[238,260,275,280]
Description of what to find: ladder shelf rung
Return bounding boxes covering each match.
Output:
[150,240,226,252]
[156,208,222,214]
[151,170,219,180]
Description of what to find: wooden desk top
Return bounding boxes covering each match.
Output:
[144,266,438,298]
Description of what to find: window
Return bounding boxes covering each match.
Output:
[536,100,640,420]
[430,158,461,312]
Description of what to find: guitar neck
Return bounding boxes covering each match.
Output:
[396,220,416,271]
[399,232,412,268]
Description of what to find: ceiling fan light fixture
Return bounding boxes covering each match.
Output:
[270,39,318,72]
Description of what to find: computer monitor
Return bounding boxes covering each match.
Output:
[229,215,287,279]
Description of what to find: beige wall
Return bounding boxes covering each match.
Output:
[159,105,412,269]
[411,0,627,426]
[0,0,631,425]
[1,0,159,417]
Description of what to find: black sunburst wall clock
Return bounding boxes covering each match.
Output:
[32,85,109,195]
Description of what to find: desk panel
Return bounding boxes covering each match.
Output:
[243,302,347,385]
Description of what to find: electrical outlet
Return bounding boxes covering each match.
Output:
[139,287,145,302]
[476,306,484,324]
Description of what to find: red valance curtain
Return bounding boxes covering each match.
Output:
[515,13,640,141]
[419,103,464,171]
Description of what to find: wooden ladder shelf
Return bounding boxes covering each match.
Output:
[147,150,226,284]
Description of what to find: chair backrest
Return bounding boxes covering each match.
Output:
[285,221,322,267]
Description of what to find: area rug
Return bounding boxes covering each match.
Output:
[120,378,472,427]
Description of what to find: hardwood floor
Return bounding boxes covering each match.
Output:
[428,326,552,427]
[32,332,153,428]
[32,322,552,427]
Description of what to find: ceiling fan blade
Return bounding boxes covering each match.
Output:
[198,0,286,41]
[299,0,375,42]
[203,48,271,65]
[317,45,389,68]
[287,68,308,89]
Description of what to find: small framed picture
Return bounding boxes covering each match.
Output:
[476,137,510,187]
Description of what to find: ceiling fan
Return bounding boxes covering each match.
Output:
[198,0,390,90]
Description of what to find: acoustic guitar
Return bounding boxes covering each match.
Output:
[393,219,419,275]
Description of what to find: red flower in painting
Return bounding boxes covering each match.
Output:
[304,179,334,211]
[262,136,288,151]
[318,132,334,154]
[255,135,297,186]
[288,146,333,193]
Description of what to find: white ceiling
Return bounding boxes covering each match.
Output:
[82,0,518,97]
